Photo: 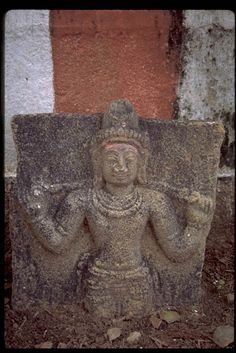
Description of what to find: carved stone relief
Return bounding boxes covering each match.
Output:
[11,99,224,318]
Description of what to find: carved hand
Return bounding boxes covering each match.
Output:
[186,191,214,229]
[24,184,51,220]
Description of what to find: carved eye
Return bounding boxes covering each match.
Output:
[106,157,117,164]
[125,157,136,165]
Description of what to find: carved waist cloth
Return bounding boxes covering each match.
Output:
[87,263,152,291]
[91,188,143,217]
[85,263,154,316]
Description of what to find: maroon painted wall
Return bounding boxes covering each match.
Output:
[50,10,183,119]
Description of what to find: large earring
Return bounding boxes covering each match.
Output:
[91,146,103,190]
[137,148,148,185]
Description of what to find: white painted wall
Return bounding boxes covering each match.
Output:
[177,10,235,121]
[5,10,54,174]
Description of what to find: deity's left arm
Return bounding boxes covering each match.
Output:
[149,191,213,263]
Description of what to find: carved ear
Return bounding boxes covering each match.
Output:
[137,148,148,185]
[90,146,103,189]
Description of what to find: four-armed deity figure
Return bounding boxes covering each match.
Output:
[22,99,213,318]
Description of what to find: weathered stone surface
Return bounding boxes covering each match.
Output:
[208,175,235,243]
[11,99,224,318]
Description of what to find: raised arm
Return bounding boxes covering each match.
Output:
[149,191,213,263]
[18,185,86,255]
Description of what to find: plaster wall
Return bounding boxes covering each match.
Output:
[5,10,54,174]
[176,10,235,242]
[177,10,235,122]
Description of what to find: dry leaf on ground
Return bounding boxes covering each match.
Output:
[225,293,234,304]
[127,331,141,343]
[150,315,162,329]
[107,327,122,342]
[212,325,234,348]
[150,336,168,348]
[35,341,53,348]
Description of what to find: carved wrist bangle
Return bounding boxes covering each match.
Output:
[187,222,202,230]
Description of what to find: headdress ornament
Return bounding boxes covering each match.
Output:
[91,99,150,150]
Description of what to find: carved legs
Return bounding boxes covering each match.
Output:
[83,264,154,318]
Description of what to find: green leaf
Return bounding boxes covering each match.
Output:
[159,310,181,323]
[215,279,225,290]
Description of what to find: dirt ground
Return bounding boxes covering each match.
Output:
[4,216,234,349]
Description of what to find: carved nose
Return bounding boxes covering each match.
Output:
[114,157,128,172]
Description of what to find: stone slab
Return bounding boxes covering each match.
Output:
[11,113,224,312]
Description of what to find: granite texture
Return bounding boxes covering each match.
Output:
[11,100,224,317]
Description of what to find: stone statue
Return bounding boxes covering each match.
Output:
[11,99,224,318]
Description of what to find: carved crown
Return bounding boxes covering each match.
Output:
[91,99,150,150]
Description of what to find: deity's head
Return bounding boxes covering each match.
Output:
[90,99,150,189]
[102,142,139,187]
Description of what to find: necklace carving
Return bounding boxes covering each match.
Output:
[91,187,143,217]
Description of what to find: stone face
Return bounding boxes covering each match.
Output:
[11,99,224,318]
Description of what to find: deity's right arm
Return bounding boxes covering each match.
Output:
[148,190,197,262]
[148,189,212,262]
[18,189,86,255]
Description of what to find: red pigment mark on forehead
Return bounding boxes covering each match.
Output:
[104,143,138,153]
